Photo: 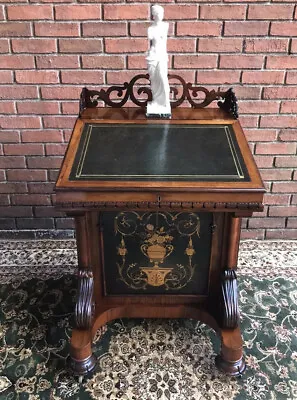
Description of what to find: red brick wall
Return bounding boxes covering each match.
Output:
[0,1,297,239]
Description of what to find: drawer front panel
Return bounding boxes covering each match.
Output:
[100,211,214,295]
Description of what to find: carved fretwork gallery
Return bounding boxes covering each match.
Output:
[55,74,264,380]
[79,74,239,119]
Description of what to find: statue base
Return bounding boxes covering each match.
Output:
[146,102,171,119]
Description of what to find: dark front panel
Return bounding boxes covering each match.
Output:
[100,211,214,295]
[70,123,250,182]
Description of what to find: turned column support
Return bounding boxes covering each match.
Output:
[74,214,95,330]
[219,215,242,329]
[74,214,90,270]
[217,266,245,376]
[69,213,97,376]
[216,215,245,377]
[69,329,96,376]
[215,327,246,377]
[227,216,241,269]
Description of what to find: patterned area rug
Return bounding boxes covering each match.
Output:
[0,240,297,400]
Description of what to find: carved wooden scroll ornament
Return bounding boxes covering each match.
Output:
[79,74,238,119]
[75,268,94,329]
[220,269,239,329]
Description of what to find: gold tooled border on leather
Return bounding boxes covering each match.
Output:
[75,124,245,180]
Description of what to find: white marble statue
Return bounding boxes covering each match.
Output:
[146,5,171,117]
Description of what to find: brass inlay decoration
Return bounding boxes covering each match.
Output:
[224,126,244,179]
[74,124,245,180]
[115,211,200,290]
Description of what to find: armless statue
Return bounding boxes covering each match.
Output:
[146,5,171,117]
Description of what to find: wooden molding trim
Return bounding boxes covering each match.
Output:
[56,200,263,211]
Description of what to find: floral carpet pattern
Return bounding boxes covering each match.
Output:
[0,240,296,400]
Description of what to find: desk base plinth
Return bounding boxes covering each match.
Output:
[69,304,245,378]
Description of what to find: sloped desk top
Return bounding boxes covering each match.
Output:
[55,108,264,213]
[69,123,249,182]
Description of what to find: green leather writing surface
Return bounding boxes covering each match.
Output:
[70,123,250,182]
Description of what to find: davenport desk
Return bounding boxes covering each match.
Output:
[55,79,265,378]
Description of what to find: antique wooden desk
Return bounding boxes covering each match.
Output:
[55,78,265,378]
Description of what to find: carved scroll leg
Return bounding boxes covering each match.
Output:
[216,268,246,377]
[216,327,246,377]
[69,268,96,376]
[220,269,239,329]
